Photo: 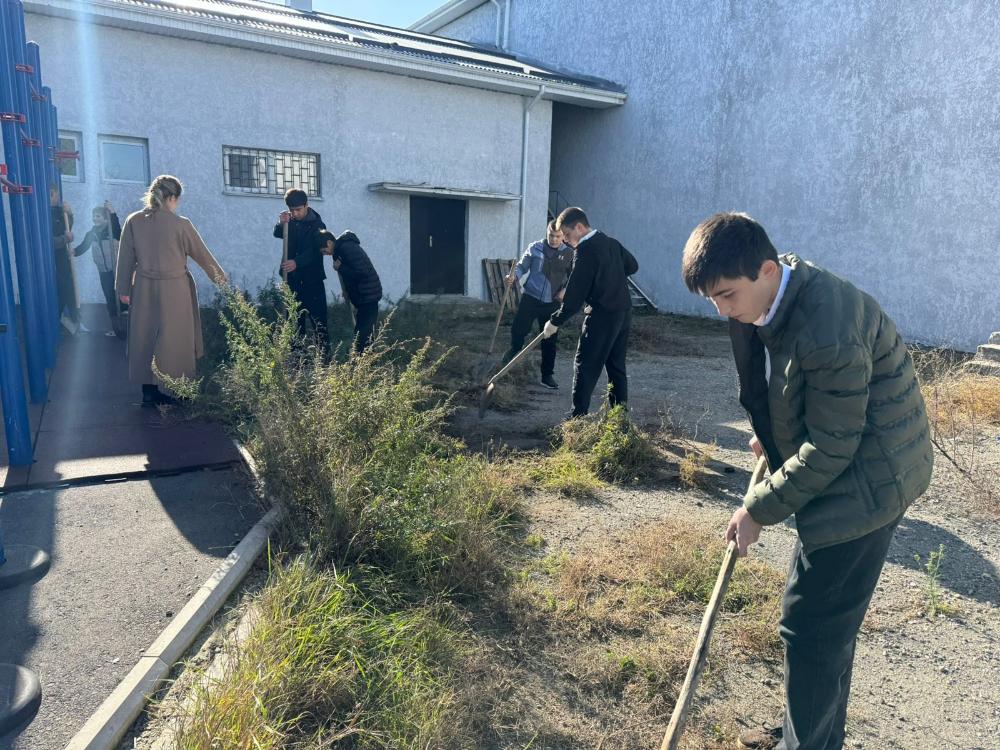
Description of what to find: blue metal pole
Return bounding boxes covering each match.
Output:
[0,149,33,465]
[0,0,47,404]
[26,42,59,364]
[10,4,56,351]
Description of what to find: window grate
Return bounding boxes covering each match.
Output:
[222,146,321,197]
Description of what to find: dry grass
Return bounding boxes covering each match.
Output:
[462,518,785,749]
[678,441,716,488]
[913,346,1000,512]
[521,519,784,657]
[628,312,727,356]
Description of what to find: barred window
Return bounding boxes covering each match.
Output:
[222,146,321,197]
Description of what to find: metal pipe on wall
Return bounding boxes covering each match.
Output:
[488,0,502,49]
[503,0,511,50]
[516,84,544,259]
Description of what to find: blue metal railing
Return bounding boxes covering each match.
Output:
[0,0,61,469]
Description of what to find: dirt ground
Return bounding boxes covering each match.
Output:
[450,310,1000,750]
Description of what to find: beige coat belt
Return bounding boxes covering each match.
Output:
[136,268,189,280]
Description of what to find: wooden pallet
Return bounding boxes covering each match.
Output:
[482,258,522,306]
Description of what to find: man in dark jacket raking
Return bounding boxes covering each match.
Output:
[681,213,933,750]
[273,188,327,346]
[502,219,574,389]
[317,229,382,354]
[543,207,638,416]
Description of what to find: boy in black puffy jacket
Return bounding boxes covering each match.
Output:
[317,229,382,354]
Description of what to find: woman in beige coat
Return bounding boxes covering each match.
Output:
[116,175,226,406]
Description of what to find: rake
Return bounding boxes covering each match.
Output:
[477,330,546,418]
[658,454,768,750]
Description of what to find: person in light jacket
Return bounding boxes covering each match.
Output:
[116,175,226,406]
[74,201,123,335]
[502,220,573,389]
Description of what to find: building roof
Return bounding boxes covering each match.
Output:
[25,0,626,108]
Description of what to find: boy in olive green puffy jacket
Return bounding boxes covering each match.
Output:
[681,213,932,750]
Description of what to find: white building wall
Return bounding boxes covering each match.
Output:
[25,13,552,306]
[436,0,1000,349]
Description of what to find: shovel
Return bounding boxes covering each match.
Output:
[658,455,768,750]
[478,329,546,418]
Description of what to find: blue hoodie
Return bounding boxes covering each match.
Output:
[513,239,573,304]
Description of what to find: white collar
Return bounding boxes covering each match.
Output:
[754,263,792,327]
[578,229,597,244]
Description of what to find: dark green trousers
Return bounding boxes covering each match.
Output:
[778,518,900,750]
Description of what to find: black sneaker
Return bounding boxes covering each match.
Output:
[540,374,558,390]
[738,726,782,749]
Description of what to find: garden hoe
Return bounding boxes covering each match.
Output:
[478,329,546,418]
[658,455,768,750]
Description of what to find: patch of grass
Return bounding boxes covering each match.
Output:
[575,640,688,702]
[678,441,716,488]
[914,544,961,619]
[527,450,604,499]
[526,520,784,658]
[171,557,468,749]
[524,533,546,549]
[557,404,665,484]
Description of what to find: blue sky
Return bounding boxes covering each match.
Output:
[312,1,445,27]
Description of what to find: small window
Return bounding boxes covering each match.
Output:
[57,130,83,182]
[98,135,149,184]
[222,146,321,198]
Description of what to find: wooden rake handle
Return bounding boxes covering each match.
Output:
[659,455,768,750]
[486,266,517,356]
[486,330,547,386]
[281,220,289,284]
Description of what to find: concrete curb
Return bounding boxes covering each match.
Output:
[63,441,281,750]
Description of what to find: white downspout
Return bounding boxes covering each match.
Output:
[503,0,511,49]
[517,85,545,258]
[488,0,502,49]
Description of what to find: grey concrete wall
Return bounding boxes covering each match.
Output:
[438,0,1000,349]
[24,13,552,307]
[435,1,498,47]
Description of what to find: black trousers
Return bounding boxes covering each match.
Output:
[353,301,379,354]
[54,247,78,322]
[572,307,630,416]
[503,294,559,376]
[290,281,328,348]
[98,270,118,322]
[778,518,900,750]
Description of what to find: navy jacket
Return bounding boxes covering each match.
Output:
[332,231,382,306]
[273,208,326,286]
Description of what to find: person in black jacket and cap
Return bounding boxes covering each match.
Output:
[317,229,383,354]
[273,188,328,346]
[543,207,639,417]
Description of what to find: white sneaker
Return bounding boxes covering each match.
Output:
[77,321,90,333]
